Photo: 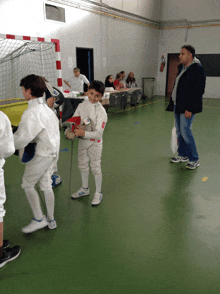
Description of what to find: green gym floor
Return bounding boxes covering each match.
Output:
[2,97,220,294]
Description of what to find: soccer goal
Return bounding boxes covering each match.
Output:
[0,34,63,102]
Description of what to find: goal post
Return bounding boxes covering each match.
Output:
[0,34,63,102]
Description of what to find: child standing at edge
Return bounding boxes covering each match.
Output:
[0,111,21,268]
[13,75,60,233]
[71,80,107,206]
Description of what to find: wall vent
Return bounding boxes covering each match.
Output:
[45,4,65,23]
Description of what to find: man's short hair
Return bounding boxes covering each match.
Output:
[89,80,105,95]
[20,74,46,97]
[181,45,195,58]
[73,67,80,72]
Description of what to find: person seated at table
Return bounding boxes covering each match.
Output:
[105,75,115,89]
[114,73,124,90]
[120,71,126,88]
[126,72,137,88]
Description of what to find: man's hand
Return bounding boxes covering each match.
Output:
[64,80,71,88]
[185,110,192,119]
[75,126,85,137]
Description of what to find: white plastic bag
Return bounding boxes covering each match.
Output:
[171,121,178,154]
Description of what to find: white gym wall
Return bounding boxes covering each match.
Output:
[157,0,220,98]
[1,0,219,98]
[0,0,160,91]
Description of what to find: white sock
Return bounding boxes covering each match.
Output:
[95,172,102,193]
[43,189,55,222]
[24,187,43,220]
[81,171,89,189]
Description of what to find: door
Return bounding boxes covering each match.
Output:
[165,54,180,99]
[76,47,94,92]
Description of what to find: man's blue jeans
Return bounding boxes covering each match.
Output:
[174,111,199,162]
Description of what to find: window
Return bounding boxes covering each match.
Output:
[45,4,65,23]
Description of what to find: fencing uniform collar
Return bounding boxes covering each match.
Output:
[28,97,44,107]
[88,100,100,107]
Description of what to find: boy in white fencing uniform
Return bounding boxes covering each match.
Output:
[71,81,107,206]
[13,75,60,233]
[0,111,21,268]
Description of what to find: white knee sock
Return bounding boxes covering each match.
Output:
[95,172,102,193]
[81,171,89,189]
[43,189,55,222]
[24,187,43,220]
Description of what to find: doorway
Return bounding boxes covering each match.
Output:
[76,47,94,92]
[165,53,180,99]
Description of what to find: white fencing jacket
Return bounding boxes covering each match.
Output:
[0,111,15,166]
[73,100,107,142]
[14,97,60,158]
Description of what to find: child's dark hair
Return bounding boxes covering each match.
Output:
[89,80,105,95]
[20,74,47,97]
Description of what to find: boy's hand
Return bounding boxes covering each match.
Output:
[75,126,85,137]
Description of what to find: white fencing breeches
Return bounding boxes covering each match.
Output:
[22,155,57,191]
[22,155,57,220]
[78,140,102,176]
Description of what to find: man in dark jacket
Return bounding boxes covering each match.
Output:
[168,45,206,169]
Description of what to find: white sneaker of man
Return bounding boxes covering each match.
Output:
[22,216,48,233]
[171,156,188,163]
[71,187,90,199]
[91,192,103,206]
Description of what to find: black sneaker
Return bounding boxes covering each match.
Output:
[0,246,21,268]
[186,160,200,170]
[171,156,189,163]
[3,240,10,249]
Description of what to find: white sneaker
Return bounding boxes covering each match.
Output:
[47,219,57,230]
[71,187,90,199]
[171,156,188,163]
[91,192,103,206]
[186,160,200,170]
[22,216,48,233]
[51,174,62,188]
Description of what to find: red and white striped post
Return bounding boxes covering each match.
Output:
[0,33,63,124]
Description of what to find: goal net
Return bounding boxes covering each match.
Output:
[0,38,58,101]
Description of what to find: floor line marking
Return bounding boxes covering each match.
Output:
[108,99,165,115]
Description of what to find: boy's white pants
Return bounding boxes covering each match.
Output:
[22,155,57,190]
[78,139,103,193]
[22,155,58,220]
[78,139,102,175]
[0,159,6,222]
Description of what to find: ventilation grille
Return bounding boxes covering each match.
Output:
[45,4,65,23]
